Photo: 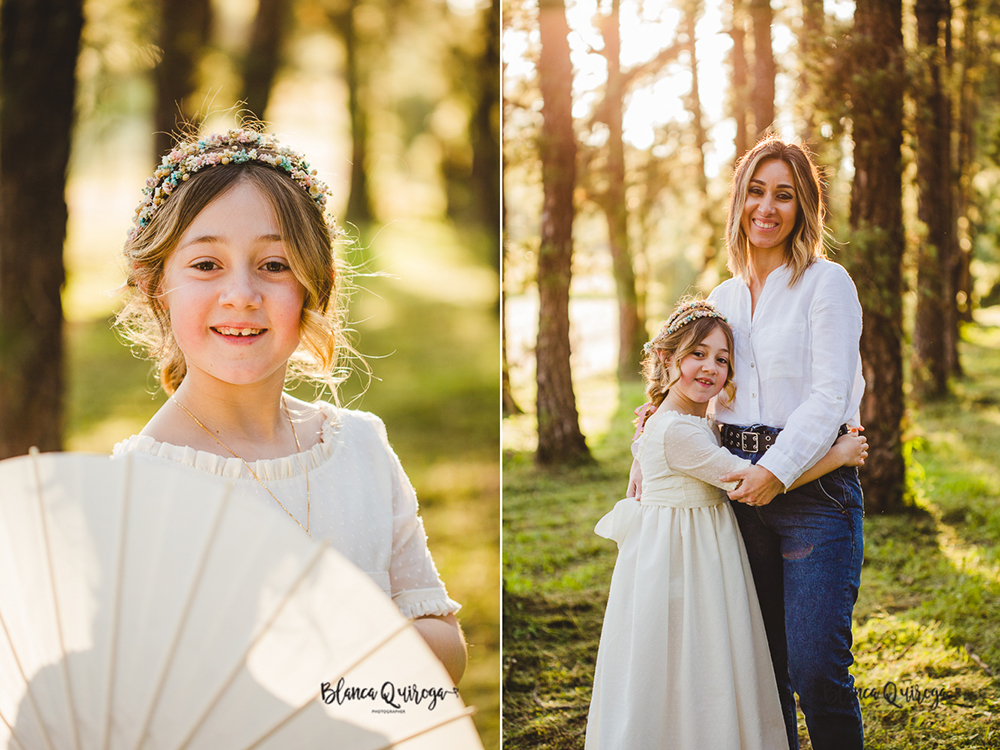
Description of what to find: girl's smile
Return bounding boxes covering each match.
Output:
[159,180,306,390]
[663,326,731,417]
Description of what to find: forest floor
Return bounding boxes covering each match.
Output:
[502,307,1000,749]
[64,221,501,749]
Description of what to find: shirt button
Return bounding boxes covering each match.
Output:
[750,362,755,368]
[751,393,757,399]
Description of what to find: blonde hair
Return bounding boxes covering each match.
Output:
[725,136,827,286]
[116,157,351,397]
[640,300,736,412]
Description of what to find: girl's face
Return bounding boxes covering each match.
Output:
[741,158,799,254]
[159,180,306,390]
[664,326,731,415]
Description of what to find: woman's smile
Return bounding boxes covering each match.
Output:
[741,158,799,254]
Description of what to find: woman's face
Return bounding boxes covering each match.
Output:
[741,158,799,254]
[158,180,307,390]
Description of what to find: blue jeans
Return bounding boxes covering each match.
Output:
[727,447,865,750]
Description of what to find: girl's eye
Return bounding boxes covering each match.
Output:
[262,260,290,273]
[778,193,793,201]
[191,260,218,272]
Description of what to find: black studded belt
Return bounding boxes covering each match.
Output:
[721,423,853,454]
[721,424,782,454]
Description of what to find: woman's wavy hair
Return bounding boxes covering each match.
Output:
[725,135,827,286]
[640,305,736,413]
[115,158,353,398]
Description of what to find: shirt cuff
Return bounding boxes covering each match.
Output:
[757,450,798,491]
[393,588,462,620]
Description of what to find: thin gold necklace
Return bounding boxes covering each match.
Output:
[172,396,311,535]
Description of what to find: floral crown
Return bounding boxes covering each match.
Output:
[642,300,728,353]
[128,129,333,241]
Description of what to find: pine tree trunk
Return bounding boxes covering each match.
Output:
[502,184,522,417]
[470,0,501,259]
[241,0,291,122]
[683,0,720,274]
[535,0,590,465]
[729,0,750,162]
[331,3,375,227]
[798,0,824,145]
[955,0,979,323]
[941,8,962,376]
[749,0,775,138]
[912,0,953,398]
[601,0,644,382]
[154,0,212,158]
[0,0,84,458]
[846,0,907,513]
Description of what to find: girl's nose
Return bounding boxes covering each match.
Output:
[218,270,263,308]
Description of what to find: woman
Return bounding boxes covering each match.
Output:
[711,136,865,750]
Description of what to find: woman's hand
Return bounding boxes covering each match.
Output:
[720,464,785,506]
[833,430,868,467]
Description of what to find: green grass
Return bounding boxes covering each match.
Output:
[502,310,1000,750]
[64,220,501,749]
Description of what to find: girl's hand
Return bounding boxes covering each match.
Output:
[834,431,868,467]
[626,458,643,501]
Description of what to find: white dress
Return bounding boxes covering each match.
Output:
[585,409,788,750]
[113,404,460,621]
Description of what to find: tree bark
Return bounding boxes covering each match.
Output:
[470,0,502,264]
[683,0,720,275]
[912,0,954,398]
[154,0,212,158]
[0,0,84,458]
[798,0,825,145]
[329,3,375,227]
[846,0,907,512]
[749,0,775,138]
[955,0,979,323]
[502,160,522,417]
[535,0,590,465]
[728,0,751,162]
[599,0,644,382]
[241,0,292,122]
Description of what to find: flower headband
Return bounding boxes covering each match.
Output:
[128,129,333,241]
[643,300,728,353]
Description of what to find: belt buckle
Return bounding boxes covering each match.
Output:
[740,430,760,453]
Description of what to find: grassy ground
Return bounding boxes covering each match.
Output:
[64,220,501,749]
[502,308,1000,749]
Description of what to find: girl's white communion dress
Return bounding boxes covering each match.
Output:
[113,405,460,621]
[585,409,788,750]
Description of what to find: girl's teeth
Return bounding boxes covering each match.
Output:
[216,327,262,336]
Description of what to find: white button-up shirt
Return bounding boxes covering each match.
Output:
[708,258,865,489]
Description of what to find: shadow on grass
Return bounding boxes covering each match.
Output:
[501,379,645,749]
[503,363,1000,750]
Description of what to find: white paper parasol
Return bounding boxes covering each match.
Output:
[0,451,484,749]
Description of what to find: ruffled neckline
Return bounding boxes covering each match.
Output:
[112,401,343,482]
[646,407,715,429]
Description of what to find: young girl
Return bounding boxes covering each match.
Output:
[585,299,866,749]
[111,128,466,683]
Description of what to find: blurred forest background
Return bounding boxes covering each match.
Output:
[0,0,499,746]
[502,0,1000,746]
